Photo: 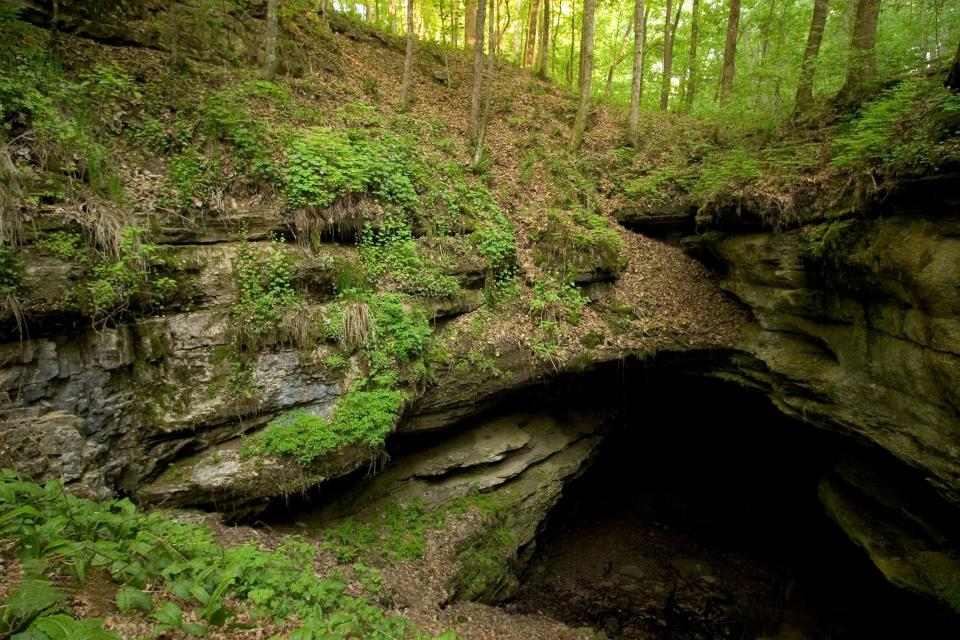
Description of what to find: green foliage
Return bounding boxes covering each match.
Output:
[621,164,698,209]
[12,613,120,640]
[283,128,417,210]
[198,82,281,181]
[162,148,215,211]
[470,204,516,276]
[323,494,501,566]
[0,246,23,296]
[250,291,429,464]
[690,148,763,204]
[38,232,84,262]
[254,389,403,465]
[0,23,127,201]
[115,587,153,614]
[324,353,348,370]
[231,235,302,347]
[530,277,589,325]
[831,77,960,173]
[87,228,176,322]
[533,208,624,278]
[359,213,460,298]
[0,471,433,639]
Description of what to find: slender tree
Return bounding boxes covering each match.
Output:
[439,0,453,85]
[524,0,541,68]
[628,0,645,144]
[468,0,487,137]
[566,0,576,86]
[569,0,596,151]
[604,14,633,98]
[400,0,415,109]
[466,0,478,46]
[681,0,700,109]
[168,0,179,70]
[551,0,562,77]
[838,0,881,103]
[537,0,550,78]
[659,0,675,110]
[474,0,497,167]
[719,0,741,103]
[264,0,279,81]
[452,0,460,47]
[794,0,829,115]
[50,0,60,46]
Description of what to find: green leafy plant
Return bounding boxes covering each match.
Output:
[231,235,303,348]
[87,227,176,323]
[0,471,441,639]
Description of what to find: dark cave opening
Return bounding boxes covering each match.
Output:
[257,353,960,639]
[505,365,960,640]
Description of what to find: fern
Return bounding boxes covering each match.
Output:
[114,587,152,614]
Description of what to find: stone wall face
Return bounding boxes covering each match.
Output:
[703,215,960,505]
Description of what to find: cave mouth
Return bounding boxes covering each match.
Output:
[503,365,959,640]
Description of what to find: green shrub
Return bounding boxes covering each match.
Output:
[324,353,348,370]
[530,277,589,325]
[87,228,175,322]
[0,23,127,201]
[690,148,762,203]
[231,236,302,346]
[359,213,460,298]
[38,231,84,261]
[163,148,215,211]
[0,471,426,638]
[283,128,417,210]
[831,77,960,173]
[255,389,404,465]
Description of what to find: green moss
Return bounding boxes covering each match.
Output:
[251,389,403,466]
[532,208,624,278]
[579,331,605,349]
[449,524,518,602]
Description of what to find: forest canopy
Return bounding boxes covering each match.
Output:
[326,0,959,128]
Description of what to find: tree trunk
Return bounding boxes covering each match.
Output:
[567,0,576,86]
[537,0,550,77]
[947,40,960,92]
[50,0,60,45]
[400,0,415,109]
[264,0,279,81]
[719,0,740,104]
[681,0,700,109]
[452,0,460,47]
[604,15,633,98]
[524,0,540,68]
[168,0,179,70]
[466,0,478,46]
[659,0,674,110]
[628,0,645,145]
[569,0,596,151]
[838,0,881,103]
[551,0,561,76]
[793,0,829,115]
[474,0,497,168]
[468,0,486,138]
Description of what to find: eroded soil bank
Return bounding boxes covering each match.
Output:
[505,371,959,640]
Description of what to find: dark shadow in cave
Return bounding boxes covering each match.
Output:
[505,366,960,640]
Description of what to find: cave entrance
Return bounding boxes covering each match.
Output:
[505,362,958,640]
